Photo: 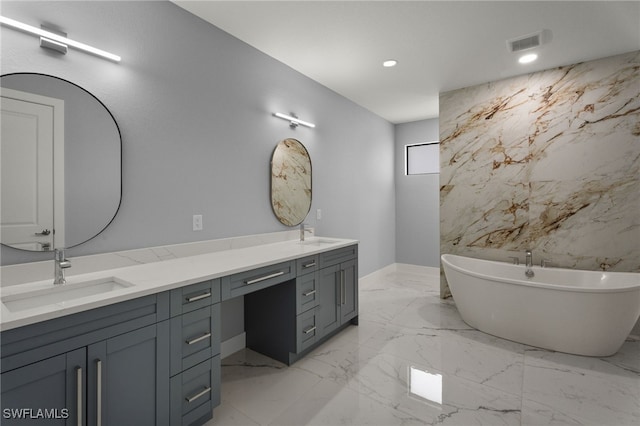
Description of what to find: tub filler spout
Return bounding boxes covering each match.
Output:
[525,250,534,278]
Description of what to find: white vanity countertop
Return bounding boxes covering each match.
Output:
[0,237,357,331]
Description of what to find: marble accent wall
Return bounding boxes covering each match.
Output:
[439,51,640,297]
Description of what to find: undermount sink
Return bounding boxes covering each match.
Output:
[2,277,135,313]
[300,238,339,246]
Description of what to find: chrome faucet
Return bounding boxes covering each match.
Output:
[54,248,71,285]
[525,250,534,278]
[299,223,313,241]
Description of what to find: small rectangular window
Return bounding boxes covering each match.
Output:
[406,142,439,175]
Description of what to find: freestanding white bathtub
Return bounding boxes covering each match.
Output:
[441,254,640,356]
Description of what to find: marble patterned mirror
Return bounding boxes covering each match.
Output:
[270,138,312,226]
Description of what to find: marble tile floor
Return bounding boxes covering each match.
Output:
[206,264,640,426]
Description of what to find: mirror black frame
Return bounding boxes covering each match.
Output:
[0,72,123,251]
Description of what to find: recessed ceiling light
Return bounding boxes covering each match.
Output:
[519,53,538,64]
[383,59,398,68]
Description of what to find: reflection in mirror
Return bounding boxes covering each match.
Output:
[1,73,121,251]
[271,138,312,226]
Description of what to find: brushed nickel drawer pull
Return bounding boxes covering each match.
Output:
[302,289,316,297]
[302,261,317,268]
[303,326,316,334]
[186,386,211,403]
[245,271,284,285]
[186,292,211,303]
[186,332,212,345]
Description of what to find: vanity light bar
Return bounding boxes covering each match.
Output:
[0,16,121,62]
[273,112,316,129]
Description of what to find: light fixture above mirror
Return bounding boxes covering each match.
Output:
[0,15,121,62]
[273,112,315,129]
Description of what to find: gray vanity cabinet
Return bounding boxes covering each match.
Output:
[169,279,222,426]
[87,323,170,426]
[0,295,171,426]
[243,245,358,365]
[1,244,356,426]
[317,251,358,339]
[1,348,86,426]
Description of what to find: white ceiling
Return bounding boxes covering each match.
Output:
[173,1,640,124]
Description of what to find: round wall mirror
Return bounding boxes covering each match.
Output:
[1,73,122,251]
[271,138,312,226]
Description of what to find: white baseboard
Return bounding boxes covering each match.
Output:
[360,263,440,284]
[221,332,246,359]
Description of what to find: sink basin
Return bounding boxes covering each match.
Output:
[2,277,134,313]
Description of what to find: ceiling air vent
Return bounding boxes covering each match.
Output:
[507,30,551,52]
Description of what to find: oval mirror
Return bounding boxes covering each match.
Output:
[271,138,312,226]
[1,73,122,251]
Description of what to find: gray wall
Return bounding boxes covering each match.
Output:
[394,119,440,267]
[0,1,396,278]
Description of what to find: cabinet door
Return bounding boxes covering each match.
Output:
[88,323,170,426]
[317,264,340,338]
[1,348,85,426]
[339,259,358,324]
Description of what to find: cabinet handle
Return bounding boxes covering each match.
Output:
[186,332,212,345]
[186,292,211,303]
[303,326,316,335]
[185,386,211,403]
[245,271,284,285]
[302,289,316,297]
[302,261,317,268]
[341,271,346,305]
[76,367,83,426]
[96,359,103,426]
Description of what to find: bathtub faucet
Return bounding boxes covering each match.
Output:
[525,250,535,278]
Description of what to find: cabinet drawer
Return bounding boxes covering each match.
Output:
[221,261,294,299]
[296,255,319,276]
[170,356,220,426]
[296,272,318,315]
[319,245,357,269]
[170,305,221,376]
[171,280,221,316]
[296,308,318,353]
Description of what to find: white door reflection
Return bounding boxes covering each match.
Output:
[409,366,442,406]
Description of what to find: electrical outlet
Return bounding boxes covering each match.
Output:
[316,209,322,220]
[193,214,203,231]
